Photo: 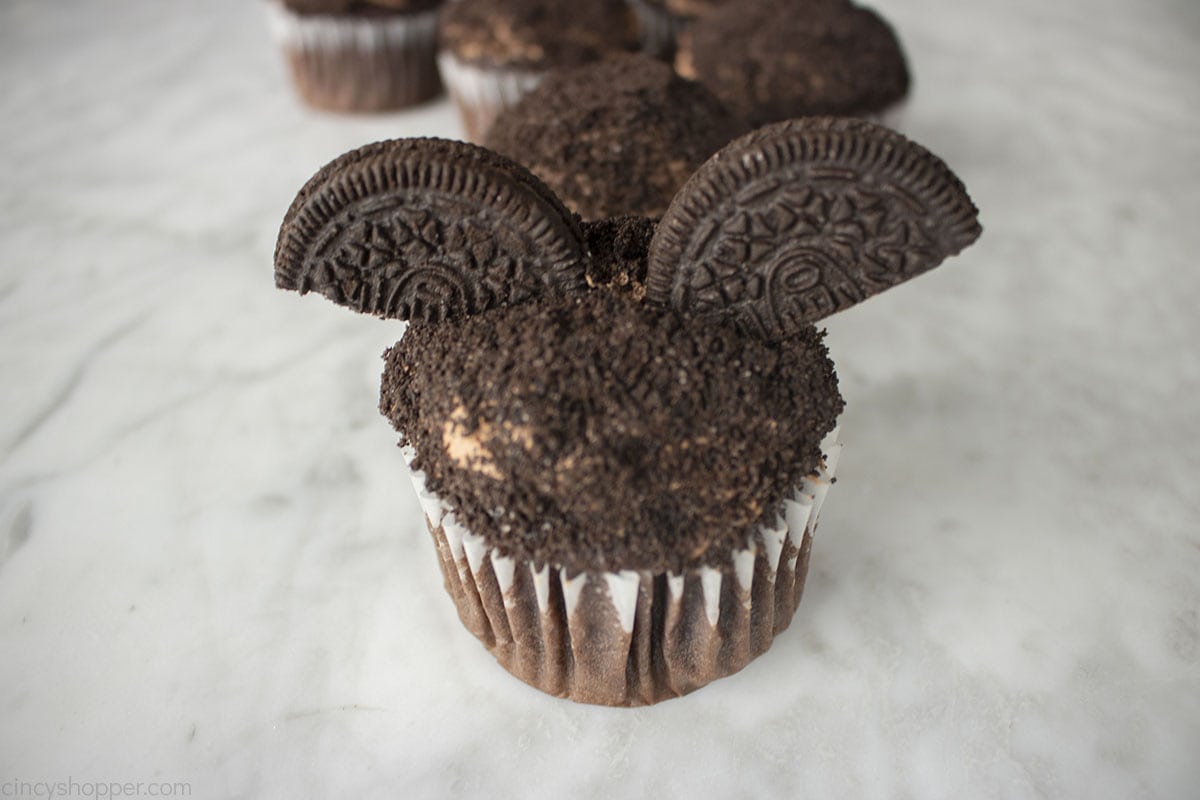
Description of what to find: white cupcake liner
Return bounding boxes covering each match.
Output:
[404,426,842,706]
[265,1,442,111]
[436,52,544,142]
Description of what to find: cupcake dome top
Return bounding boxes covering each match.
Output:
[677,0,909,125]
[484,54,742,221]
[437,0,639,70]
[280,0,443,14]
[641,0,844,19]
[644,0,726,14]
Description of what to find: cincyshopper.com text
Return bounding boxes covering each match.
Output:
[2,779,191,799]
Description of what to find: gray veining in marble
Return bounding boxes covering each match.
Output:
[1,0,1198,798]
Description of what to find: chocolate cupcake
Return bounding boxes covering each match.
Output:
[436,0,640,142]
[676,0,910,127]
[628,0,849,60]
[484,54,742,221]
[265,0,445,112]
[274,119,981,704]
[624,0,721,60]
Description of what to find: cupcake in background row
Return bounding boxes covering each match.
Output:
[265,0,445,112]
[624,0,722,60]
[627,0,853,61]
[437,0,640,142]
[484,54,742,221]
[677,0,910,127]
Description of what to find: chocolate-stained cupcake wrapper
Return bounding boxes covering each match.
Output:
[404,427,841,706]
[436,53,544,142]
[265,1,442,111]
[626,0,687,60]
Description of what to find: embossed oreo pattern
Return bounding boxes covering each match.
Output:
[646,118,982,339]
[275,138,587,323]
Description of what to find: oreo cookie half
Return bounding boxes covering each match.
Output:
[645,118,982,339]
[275,138,587,323]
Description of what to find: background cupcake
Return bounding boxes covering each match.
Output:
[676,0,910,127]
[265,0,445,112]
[624,0,719,60]
[628,0,851,60]
[437,0,640,141]
[484,54,743,221]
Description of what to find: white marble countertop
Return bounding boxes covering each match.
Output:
[1,0,1198,797]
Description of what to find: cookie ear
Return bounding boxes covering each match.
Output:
[275,138,587,323]
[645,118,981,339]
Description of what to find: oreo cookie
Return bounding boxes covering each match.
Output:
[645,118,982,339]
[274,138,587,323]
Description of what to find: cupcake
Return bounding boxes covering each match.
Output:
[384,278,844,706]
[624,0,720,60]
[627,0,849,60]
[436,0,640,142]
[273,119,982,704]
[265,0,445,112]
[484,54,743,221]
[676,0,910,127]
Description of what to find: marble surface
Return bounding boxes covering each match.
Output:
[1,0,1198,797]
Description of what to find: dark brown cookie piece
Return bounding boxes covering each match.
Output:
[274,138,587,323]
[676,0,908,125]
[646,118,982,339]
[581,215,654,296]
[484,54,743,221]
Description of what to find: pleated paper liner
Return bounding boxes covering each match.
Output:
[435,53,545,142]
[406,427,841,706]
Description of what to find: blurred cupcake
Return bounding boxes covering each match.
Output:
[265,0,445,112]
[628,0,850,60]
[624,0,708,60]
[484,54,742,221]
[437,0,640,142]
[676,0,910,127]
